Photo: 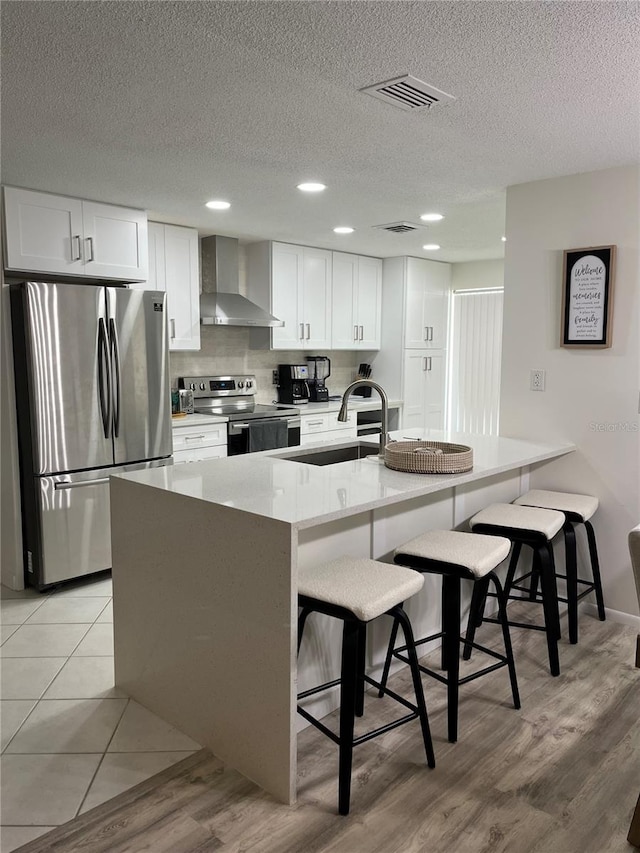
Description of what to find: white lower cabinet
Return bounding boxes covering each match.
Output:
[172,422,227,463]
[402,351,446,431]
[300,411,357,445]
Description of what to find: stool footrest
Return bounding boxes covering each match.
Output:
[297,672,423,748]
[482,615,548,633]
[392,638,510,688]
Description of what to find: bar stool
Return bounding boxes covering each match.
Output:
[379,530,520,744]
[513,489,605,643]
[297,557,435,816]
[465,503,565,676]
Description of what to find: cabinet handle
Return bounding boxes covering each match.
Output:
[300,323,305,340]
[429,326,434,341]
[85,236,95,262]
[354,325,359,341]
[424,326,429,341]
[306,323,311,340]
[423,357,428,371]
[72,235,82,261]
[184,434,206,441]
[427,357,432,371]
[359,325,364,341]
[170,319,176,339]
[308,420,324,426]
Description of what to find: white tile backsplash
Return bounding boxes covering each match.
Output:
[170,326,362,404]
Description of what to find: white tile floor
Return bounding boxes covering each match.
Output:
[0,574,200,853]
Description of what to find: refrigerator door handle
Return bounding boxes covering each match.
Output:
[109,318,121,438]
[97,318,111,438]
[55,478,111,490]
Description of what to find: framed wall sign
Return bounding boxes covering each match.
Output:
[561,245,616,348]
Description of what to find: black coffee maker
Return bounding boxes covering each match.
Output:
[306,356,331,402]
[277,364,310,405]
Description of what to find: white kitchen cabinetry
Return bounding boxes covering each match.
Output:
[331,252,382,350]
[401,351,446,431]
[247,242,332,350]
[299,410,357,445]
[372,256,451,431]
[3,187,148,281]
[404,256,450,349]
[172,421,227,464]
[146,222,200,351]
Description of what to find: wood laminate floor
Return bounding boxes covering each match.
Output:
[14,606,640,853]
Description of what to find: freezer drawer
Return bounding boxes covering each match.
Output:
[30,461,169,588]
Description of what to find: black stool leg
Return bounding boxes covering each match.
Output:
[390,605,436,768]
[440,576,448,671]
[442,574,461,743]
[563,521,579,644]
[378,614,401,698]
[490,571,521,710]
[297,607,312,654]
[338,619,359,816]
[355,623,366,718]
[537,543,561,676]
[585,520,606,621]
[463,576,489,661]
[504,541,522,599]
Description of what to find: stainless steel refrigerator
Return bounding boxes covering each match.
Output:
[11,281,172,589]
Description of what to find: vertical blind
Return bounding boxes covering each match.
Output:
[447,288,504,435]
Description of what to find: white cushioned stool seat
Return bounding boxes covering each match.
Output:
[514,489,598,522]
[470,503,564,540]
[395,530,511,578]
[299,557,424,622]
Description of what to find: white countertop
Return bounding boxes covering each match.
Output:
[117,430,575,530]
[290,398,402,415]
[171,413,228,427]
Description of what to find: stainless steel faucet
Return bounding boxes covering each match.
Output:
[338,380,389,456]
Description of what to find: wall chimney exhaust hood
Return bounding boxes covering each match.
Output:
[200,235,283,327]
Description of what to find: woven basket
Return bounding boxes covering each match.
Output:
[384,440,473,474]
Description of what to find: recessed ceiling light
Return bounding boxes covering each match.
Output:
[205,200,230,210]
[420,213,444,222]
[333,227,354,234]
[297,182,326,193]
[501,236,507,242]
[422,244,440,251]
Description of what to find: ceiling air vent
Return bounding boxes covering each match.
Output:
[361,74,456,112]
[374,221,425,234]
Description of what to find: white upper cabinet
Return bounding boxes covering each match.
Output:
[3,187,148,281]
[404,257,450,349]
[249,242,332,351]
[332,252,382,350]
[146,222,200,351]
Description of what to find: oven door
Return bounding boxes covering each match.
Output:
[227,417,300,455]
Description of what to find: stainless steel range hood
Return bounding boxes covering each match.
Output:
[200,235,283,327]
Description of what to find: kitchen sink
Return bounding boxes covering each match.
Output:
[276,442,380,466]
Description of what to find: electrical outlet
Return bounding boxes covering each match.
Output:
[272,369,279,385]
[530,369,546,391]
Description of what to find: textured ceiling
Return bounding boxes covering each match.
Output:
[2,1,639,262]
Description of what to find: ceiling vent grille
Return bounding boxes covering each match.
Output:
[373,221,425,234]
[361,75,456,112]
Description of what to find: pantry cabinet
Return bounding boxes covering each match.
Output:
[3,186,148,281]
[404,256,450,349]
[371,256,451,431]
[331,252,382,350]
[146,222,200,351]
[247,242,332,350]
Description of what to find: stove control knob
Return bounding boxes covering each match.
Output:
[190,383,196,391]
[199,382,206,390]
[246,380,252,389]
[238,381,245,389]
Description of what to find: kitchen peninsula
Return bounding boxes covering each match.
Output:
[110,431,574,805]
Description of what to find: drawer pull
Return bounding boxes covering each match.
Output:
[184,434,207,441]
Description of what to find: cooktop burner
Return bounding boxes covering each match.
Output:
[194,402,299,421]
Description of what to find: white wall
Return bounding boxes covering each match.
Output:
[451,259,504,291]
[500,165,639,618]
